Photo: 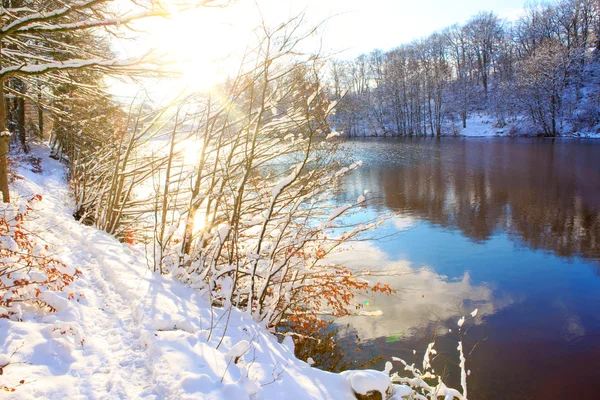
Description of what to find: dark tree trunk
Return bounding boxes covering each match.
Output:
[38,92,44,138]
[17,96,26,153]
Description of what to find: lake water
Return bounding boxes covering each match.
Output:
[335,137,600,399]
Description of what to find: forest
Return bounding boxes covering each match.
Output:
[330,0,600,137]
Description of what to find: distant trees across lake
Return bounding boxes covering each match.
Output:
[330,0,600,137]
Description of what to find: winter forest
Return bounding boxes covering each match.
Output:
[1,0,599,399]
[332,1,600,137]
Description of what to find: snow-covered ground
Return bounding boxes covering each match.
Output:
[569,129,600,139]
[0,145,411,399]
[457,115,513,137]
[343,113,600,138]
[457,114,600,138]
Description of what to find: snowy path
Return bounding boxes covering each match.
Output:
[0,149,159,398]
[58,237,155,399]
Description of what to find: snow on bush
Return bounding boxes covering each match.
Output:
[0,195,81,320]
[386,309,479,400]
[341,369,391,397]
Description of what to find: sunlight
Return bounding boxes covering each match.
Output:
[112,1,335,100]
[193,210,206,234]
[142,5,252,93]
[181,139,204,165]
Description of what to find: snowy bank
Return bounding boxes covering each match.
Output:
[457,115,513,137]
[457,114,600,138]
[0,145,410,399]
[339,113,600,138]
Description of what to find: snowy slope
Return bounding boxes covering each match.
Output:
[458,115,512,137]
[0,145,396,399]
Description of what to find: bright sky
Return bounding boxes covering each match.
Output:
[112,0,528,101]
[254,0,527,57]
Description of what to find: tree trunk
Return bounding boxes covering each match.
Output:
[17,93,26,153]
[551,94,557,137]
[0,131,9,203]
[0,38,10,203]
[38,91,44,138]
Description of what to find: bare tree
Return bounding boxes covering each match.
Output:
[464,11,504,101]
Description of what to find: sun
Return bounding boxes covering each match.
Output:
[141,5,254,93]
[115,1,331,100]
[117,0,258,99]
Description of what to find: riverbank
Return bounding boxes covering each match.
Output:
[342,114,600,138]
[458,114,600,138]
[0,144,393,399]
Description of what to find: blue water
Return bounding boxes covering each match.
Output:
[336,137,600,399]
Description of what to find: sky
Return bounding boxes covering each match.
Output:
[112,0,529,100]
[224,0,529,58]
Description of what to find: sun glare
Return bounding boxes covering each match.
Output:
[144,6,253,94]
[114,1,337,100]
[181,139,204,165]
[152,9,250,90]
[193,210,206,234]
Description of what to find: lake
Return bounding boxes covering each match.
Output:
[334,137,600,399]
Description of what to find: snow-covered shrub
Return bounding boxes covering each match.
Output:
[338,314,475,400]
[132,19,398,337]
[387,310,478,400]
[0,195,81,320]
[50,16,395,342]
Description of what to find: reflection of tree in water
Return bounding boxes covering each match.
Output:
[341,138,600,262]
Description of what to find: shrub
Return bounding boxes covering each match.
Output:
[0,195,81,320]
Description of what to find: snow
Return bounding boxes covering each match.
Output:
[328,204,352,222]
[340,369,390,396]
[326,131,340,140]
[457,114,600,138]
[282,335,295,353]
[271,165,300,198]
[457,341,467,398]
[422,342,436,370]
[226,340,251,359]
[458,115,513,137]
[389,384,412,399]
[0,143,391,399]
[0,57,145,79]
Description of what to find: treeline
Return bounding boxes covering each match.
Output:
[330,0,600,137]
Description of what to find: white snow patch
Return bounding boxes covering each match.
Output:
[341,369,391,396]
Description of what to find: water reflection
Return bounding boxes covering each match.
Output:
[327,241,511,340]
[340,138,600,262]
[334,138,600,399]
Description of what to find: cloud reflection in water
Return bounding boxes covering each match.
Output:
[326,240,512,340]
